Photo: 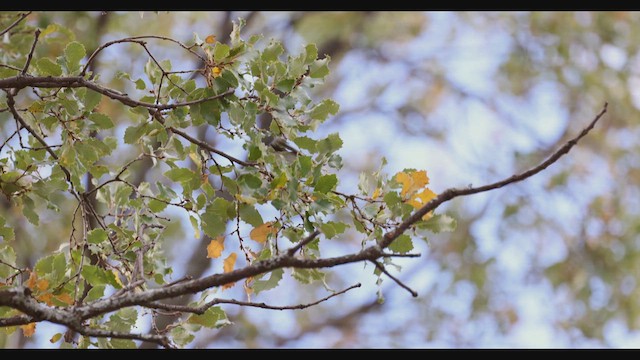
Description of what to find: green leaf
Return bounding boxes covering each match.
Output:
[200,206,228,238]
[388,234,414,253]
[214,43,230,62]
[64,41,86,73]
[22,196,39,225]
[88,113,113,129]
[148,199,168,213]
[304,44,318,64]
[170,326,195,347]
[319,221,348,239]
[252,269,284,294]
[106,308,137,332]
[85,285,105,302]
[238,173,262,189]
[418,214,457,233]
[317,133,343,154]
[309,57,330,78]
[87,229,108,245]
[37,58,63,76]
[187,307,230,328]
[309,99,339,121]
[262,41,284,62]
[314,174,337,194]
[239,204,263,227]
[81,265,109,287]
[110,339,136,349]
[189,215,200,239]
[293,136,317,152]
[135,78,146,90]
[123,124,147,144]
[0,245,17,278]
[83,90,102,112]
[0,216,15,242]
[164,168,196,183]
[291,268,325,284]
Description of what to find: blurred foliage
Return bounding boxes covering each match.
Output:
[1,11,640,348]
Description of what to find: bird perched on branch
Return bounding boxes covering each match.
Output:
[263,134,299,155]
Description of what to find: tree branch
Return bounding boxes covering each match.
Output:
[146,283,361,314]
[371,260,417,297]
[379,102,608,248]
[0,76,234,111]
[287,230,321,256]
[0,11,31,37]
[0,102,607,347]
[21,28,40,75]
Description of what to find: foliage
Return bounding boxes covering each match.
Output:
[0,12,457,348]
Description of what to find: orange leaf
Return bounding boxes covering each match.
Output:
[250,222,277,244]
[36,293,54,306]
[21,322,36,337]
[55,292,74,305]
[205,34,217,44]
[395,170,430,197]
[26,271,37,289]
[206,236,225,259]
[222,252,238,290]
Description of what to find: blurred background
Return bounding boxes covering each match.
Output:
[1,11,639,348]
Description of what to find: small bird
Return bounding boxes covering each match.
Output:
[263,134,299,155]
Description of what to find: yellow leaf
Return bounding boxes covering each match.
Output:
[205,34,217,44]
[112,270,124,288]
[21,323,36,337]
[223,252,237,273]
[395,170,430,197]
[222,252,238,290]
[50,333,63,343]
[407,188,437,209]
[212,66,222,78]
[250,222,277,244]
[206,236,225,259]
[372,187,381,199]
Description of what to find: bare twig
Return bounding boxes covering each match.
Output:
[146,283,361,313]
[149,110,256,167]
[0,11,31,37]
[287,230,321,256]
[371,260,418,297]
[21,28,40,75]
[379,102,608,248]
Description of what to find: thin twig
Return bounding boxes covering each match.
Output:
[150,110,256,167]
[21,28,40,75]
[146,283,361,313]
[287,230,321,256]
[379,102,609,248]
[371,260,418,297]
[0,11,31,37]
